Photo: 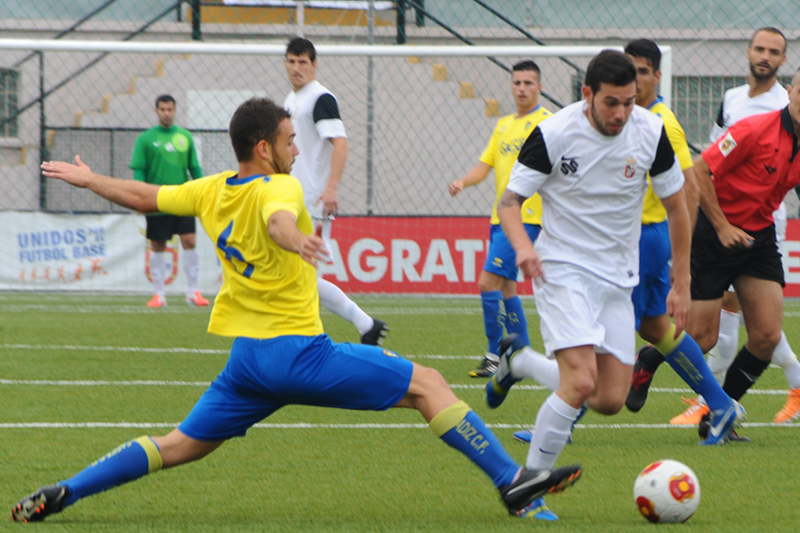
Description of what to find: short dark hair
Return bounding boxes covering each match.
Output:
[624,39,661,72]
[512,60,541,76]
[228,98,291,163]
[584,50,637,94]
[750,27,787,52]
[155,94,175,108]
[286,37,316,61]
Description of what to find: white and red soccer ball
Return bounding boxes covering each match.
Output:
[633,459,700,523]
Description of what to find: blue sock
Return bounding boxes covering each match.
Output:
[656,327,731,413]
[430,401,519,487]
[504,296,530,346]
[481,291,505,356]
[60,436,163,506]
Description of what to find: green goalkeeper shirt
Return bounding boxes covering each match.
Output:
[130,125,203,186]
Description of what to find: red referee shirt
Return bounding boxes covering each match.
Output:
[702,107,800,231]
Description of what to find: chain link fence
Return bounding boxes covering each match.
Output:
[1,1,799,215]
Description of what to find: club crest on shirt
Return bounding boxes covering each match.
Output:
[624,156,637,178]
[719,132,737,157]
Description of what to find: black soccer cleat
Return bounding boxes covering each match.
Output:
[11,485,69,523]
[469,356,499,378]
[698,412,710,439]
[361,319,389,346]
[499,465,582,515]
[625,346,656,413]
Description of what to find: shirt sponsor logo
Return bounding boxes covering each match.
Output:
[765,165,777,174]
[624,157,638,179]
[560,156,579,175]
[718,132,737,157]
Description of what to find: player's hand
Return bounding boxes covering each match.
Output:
[448,180,464,196]
[516,245,542,280]
[41,155,94,188]
[716,222,753,249]
[318,187,338,217]
[299,223,330,267]
[666,279,691,337]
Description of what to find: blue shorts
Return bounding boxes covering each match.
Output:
[179,335,414,441]
[632,221,671,330]
[483,223,542,281]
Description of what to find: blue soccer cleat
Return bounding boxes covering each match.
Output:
[486,334,526,409]
[513,403,588,444]
[700,400,746,446]
[514,497,559,521]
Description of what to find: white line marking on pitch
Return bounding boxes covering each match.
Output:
[0,379,789,395]
[0,422,795,430]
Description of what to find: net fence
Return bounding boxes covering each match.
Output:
[1,1,799,216]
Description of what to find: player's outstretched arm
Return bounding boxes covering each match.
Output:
[661,188,692,336]
[41,155,160,213]
[448,161,491,196]
[268,211,329,267]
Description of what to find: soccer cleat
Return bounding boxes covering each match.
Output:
[513,403,588,444]
[774,388,800,424]
[468,355,498,378]
[486,334,525,409]
[669,397,709,426]
[186,291,210,307]
[361,319,389,346]
[700,400,746,445]
[514,496,559,521]
[698,411,750,442]
[11,485,69,523]
[499,465,582,515]
[625,346,656,412]
[146,294,167,308]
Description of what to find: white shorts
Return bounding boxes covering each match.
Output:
[534,262,636,365]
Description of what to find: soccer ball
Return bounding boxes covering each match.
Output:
[633,459,700,523]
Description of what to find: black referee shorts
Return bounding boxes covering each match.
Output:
[691,210,784,301]
[145,215,196,242]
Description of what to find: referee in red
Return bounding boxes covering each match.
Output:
[687,68,800,439]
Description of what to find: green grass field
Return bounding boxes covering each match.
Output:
[1,293,798,531]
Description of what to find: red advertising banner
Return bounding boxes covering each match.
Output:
[322,217,800,296]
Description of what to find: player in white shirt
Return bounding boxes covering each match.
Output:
[283,38,388,346]
[484,52,744,495]
[664,27,800,427]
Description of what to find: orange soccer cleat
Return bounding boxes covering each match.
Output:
[186,291,210,307]
[669,397,709,426]
[146,294,167,308]
[774,388,800,424]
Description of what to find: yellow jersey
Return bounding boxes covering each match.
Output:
[480,106,552,225]
[642,98,694,224]
[157,171,323,339]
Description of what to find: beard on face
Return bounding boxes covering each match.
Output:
[590,100,624,137]
[750,61,779,81]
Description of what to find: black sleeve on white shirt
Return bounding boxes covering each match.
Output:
[715,102,725,127]
[313,94,341,123]
[650,126,677,177]
[516,126,553,174]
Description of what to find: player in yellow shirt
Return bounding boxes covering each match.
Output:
[449,61,551,384]
[13,98,581,523]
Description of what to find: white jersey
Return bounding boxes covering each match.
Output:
[709,81,789,238]
[284,80,347,219]
[709,81,789,142]
[507,101,684,288]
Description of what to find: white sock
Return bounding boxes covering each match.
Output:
[150,251,166,298]
[511,347,561,392]
[317,277,374,334]
[708,310,740,384]
[772,331,800,389]
[526,393,580,471]
[183,248,199,297]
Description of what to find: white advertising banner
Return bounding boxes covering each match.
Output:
[0,212,222,294]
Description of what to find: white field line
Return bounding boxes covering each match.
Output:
[0,344,787,372]
[0,379,790,396]
[0,421,795,430]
